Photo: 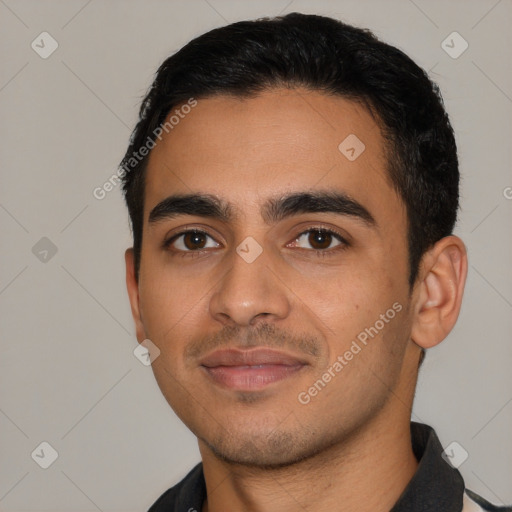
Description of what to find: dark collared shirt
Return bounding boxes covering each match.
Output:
[148,422,510,511]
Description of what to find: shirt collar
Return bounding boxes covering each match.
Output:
[391,421,465,511]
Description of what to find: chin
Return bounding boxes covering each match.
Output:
[202,424,332,469]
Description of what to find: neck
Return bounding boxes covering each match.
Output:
[199,407,418,512]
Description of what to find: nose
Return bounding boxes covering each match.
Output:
[209,246,291,327]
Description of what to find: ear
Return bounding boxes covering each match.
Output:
[125,248,147,343]
[411,235,468,349]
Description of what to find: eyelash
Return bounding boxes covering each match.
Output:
[162,226,349,258]
[292,227,350,257]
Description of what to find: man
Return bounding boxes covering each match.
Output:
[120,12,510,512]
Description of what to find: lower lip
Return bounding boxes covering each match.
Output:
[202,364,305,391]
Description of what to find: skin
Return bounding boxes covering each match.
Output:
[125,88,467,512]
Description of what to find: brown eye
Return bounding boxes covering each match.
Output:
[167,230,219,252]
[291,229,345,251]
[183,232,207,250]
[308,230,333,249]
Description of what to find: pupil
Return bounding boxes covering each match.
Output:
[309,230,331,249]
[185,232,206,249]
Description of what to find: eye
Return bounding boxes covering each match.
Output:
[165,230,220,252]
[290,228,346,251]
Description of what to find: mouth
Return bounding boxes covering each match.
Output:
[199,348,308,391]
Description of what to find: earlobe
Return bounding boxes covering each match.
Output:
[411,236,468,349]
[125,248,147,343]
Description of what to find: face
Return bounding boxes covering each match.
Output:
[127,88,418,467]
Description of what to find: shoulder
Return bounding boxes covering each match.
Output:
[464,489,512,512]
[148,463,205,512]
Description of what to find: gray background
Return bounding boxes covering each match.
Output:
[0,0,511,510]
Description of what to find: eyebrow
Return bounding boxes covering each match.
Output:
[148,191,376,227]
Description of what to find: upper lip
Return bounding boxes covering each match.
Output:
[200,348,308,368]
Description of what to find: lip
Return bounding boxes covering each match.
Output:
[200,348,308,367]
[200,348,308,391]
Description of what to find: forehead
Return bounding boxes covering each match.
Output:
[144,88,402,224]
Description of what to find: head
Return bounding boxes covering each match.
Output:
[122,13,467,467]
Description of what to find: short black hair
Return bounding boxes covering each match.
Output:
[120,12,459,289]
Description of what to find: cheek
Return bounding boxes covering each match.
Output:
[137,262,206,342]
[300,267,391,325]
[304,267,407,361]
